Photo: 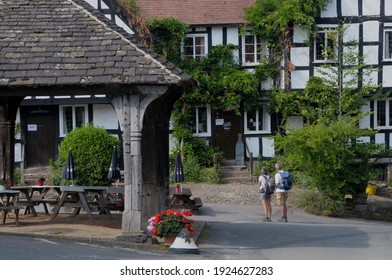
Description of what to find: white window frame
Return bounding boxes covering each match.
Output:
[314,30,338,63]
[244,105,271,134]
[59,105,88,137]
[182,34,208,61]
[384,29,392,60]
[189,105,211,137]
[374,99,392,129]
[242,33,266,66]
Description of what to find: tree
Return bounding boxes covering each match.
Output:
[273,24,386,199]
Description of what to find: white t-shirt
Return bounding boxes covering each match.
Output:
[275,171,287,193]
[258,174,270,192]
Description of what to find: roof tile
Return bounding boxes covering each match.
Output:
[0,0,193,89]
[134,0,255,25]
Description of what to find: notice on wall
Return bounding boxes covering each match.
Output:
[27,124,37,131]
[215,119,224,126]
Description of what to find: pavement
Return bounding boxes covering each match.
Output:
[1,200,392,257]
[0,205,207,251]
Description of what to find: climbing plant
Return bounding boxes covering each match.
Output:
[244,0,330,88]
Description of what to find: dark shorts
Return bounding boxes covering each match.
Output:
[260,193,272,200]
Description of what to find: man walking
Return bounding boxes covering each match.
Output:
[274,162,289,222]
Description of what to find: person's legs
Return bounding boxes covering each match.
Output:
[276,192,288,222]
[266,198,272,222]
[261,198,269,222]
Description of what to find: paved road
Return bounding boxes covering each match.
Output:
[193,203,392,259]
[1,203,392,260]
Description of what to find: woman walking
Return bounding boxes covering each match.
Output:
[259,167,273,222]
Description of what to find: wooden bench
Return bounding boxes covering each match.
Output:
[184,197,203,211]
[0,205,24,226]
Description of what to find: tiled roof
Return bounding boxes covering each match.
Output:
[0,0,192,90]
[134,0,255,25]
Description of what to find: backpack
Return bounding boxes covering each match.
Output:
[263,175,275,195]
[279,171,293,191]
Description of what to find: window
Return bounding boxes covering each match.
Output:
[384,30,392,60]
[60,105,88,136]
[314,30,337,62]
[375,99,392,128]
[183,34,207,61]
[188,106,211,136]
[242,34,266,65]
[244,106,271,134]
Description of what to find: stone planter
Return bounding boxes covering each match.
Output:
[353,193,368,205]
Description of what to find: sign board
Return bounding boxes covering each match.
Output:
[215,118,224,126]
[27,124,37,132]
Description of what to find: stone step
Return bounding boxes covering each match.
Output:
[21,166,51,185]
[220,160,251,183]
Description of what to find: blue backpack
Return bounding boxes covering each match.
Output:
[279,171,293,191]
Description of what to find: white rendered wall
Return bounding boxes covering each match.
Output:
[245,137,260,158]
[375,133,385,144]
[320,0,337,18]
[227,27,239,62]
[363,21,380,42]
[291,70,309,89]
[341,0,359,16]
[286,116,303,131]
[363,45,379,65]
[386,0,392,15]
[359,102,371,129]
[262,137,275,158]
[293,26,308,43]
[383,66,392,87]
[93,104,119,129]
[211,27,223,46]
[363,0,380,15]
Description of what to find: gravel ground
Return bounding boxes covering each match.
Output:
[185,181,302,207]
[185,181,392,209]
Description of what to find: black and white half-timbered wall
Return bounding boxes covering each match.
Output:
[13,0,392,181]
[289,0,392,180]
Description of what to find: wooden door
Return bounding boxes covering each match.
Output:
[213,111,241,159]
[25,112,57,167]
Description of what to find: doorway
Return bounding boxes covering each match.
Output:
[23,107,57,167]
[213,111,241,159]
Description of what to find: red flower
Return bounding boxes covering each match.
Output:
[183,210,192,216]
[185,223,191,229]
[154,214,161,224]
[152,229,158,236]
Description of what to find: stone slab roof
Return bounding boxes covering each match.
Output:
[0,0,192,91]
[134,0,255,25]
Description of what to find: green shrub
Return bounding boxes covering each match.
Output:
[201,166,222,184]
[293,189,345,217]
[183,155,202,183]
[57,124,120,186]
[169,140,223,183]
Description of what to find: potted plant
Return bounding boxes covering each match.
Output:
[37,176,45,186]
[147,209,194,245]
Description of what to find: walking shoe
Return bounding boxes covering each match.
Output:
[277,217,288,222]
[267,217,272,222]
[262,217,269,222]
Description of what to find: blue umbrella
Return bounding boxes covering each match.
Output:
[173,152,184,183]
[108,146,121,181]
[63,149,76,185]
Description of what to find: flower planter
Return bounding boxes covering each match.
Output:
[163,235,177,246]
[37,180,44,186]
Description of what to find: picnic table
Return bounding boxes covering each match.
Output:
[11,186,61,216]
[169,187,203,211]
[50,186,123,219]
[0,189,23,225]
